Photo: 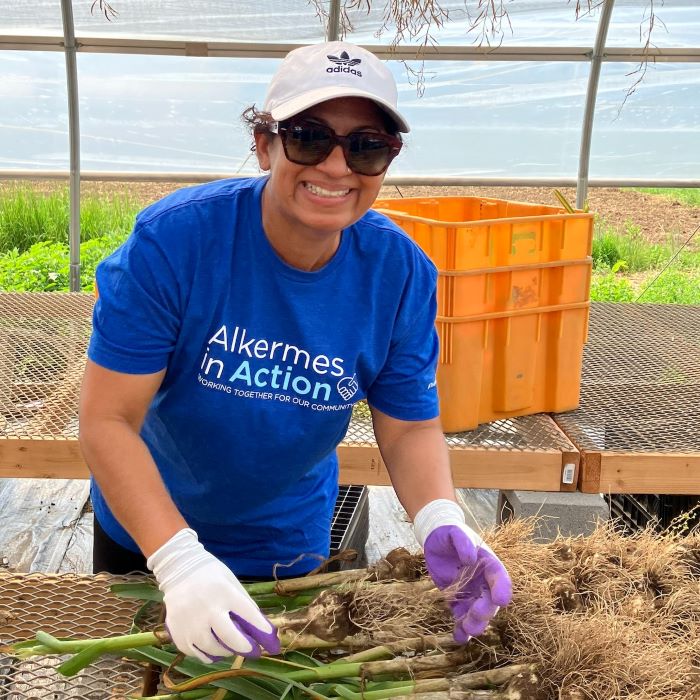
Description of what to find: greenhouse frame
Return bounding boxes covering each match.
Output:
[1,0,699,290]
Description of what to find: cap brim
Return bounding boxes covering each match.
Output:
[268,86,410,133]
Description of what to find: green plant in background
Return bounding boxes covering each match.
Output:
[591,219,686,273]
[590,261,636,302]
[619,220,670,272]
[0,242,71,292]
[1,184,698,303]
[592,224,622,269]
[634,187,700,207]
[635,269,700,305]
[0,232,127,292]
[0,186,140,253]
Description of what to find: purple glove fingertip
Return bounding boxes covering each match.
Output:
[450,584,499,643]
[230,611,281,656]
[458,613,491,640]
[453,623,471,644]
[214,624,261,659]
[483,557,513,607]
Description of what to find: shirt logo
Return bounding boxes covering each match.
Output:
[326,51,362,77]
[337,374,359,401]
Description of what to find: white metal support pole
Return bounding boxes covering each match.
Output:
[576,0,616,210]
[60,0,81,292]
[327,0,341,41]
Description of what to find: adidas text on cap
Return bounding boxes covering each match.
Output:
[263,41,410,133]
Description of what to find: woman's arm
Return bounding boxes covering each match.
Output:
[78,358,187,557]
[79,358,280,660]
[369,406,456,518]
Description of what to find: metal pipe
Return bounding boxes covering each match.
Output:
[1,169,698,189]
[60,0,81,292]
[3,35,698,63]
[327,0,341,41]
[577,0,616,210]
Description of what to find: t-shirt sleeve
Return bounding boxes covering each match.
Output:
[88,220,183,374]
[366,250,440,421]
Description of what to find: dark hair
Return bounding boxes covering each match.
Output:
[241,105,274,152]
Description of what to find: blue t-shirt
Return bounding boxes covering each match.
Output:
[88,176,439,577]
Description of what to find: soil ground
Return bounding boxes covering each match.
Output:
[3,180,699,248]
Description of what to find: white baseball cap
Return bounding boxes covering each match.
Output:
[263,41,410,133]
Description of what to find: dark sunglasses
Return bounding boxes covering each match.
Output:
[269,119,402,176]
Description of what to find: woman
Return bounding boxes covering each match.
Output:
[79,40,512,664]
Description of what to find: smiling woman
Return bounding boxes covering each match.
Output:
[241,42,407,271]
[255,97,396,270]
[78,40,513,665]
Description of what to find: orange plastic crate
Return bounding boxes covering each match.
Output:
[373,196,594,432]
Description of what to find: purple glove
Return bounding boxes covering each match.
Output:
[414,499,512,643]
[424,524,512,642]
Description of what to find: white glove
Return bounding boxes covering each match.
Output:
[147,528,280,662]
[413,499,488,552]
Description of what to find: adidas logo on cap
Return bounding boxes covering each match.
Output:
[326,51,362,77]
[262,42,410,133]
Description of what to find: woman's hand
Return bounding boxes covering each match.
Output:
[414,499,512,642]
[147,529,280,662]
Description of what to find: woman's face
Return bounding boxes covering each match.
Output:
[255,97,392,240]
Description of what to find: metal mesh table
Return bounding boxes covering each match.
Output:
[553,303,700,493]
[0,292,579,491]
[0,572,153,699]
[0,293,90,477]
[2,294,697,491]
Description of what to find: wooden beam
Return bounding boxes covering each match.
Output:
[578,451,602,493]
[337,445,390,486]
[1,436,572,491]
[0,437,87,479]
[560,449,580,493]
[448,448,564,490]
[338,445,569,490]
[579,451,700,494]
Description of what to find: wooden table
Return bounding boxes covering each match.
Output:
[553,302,700,494]
[1,293,697,493]
[0,292,577,491]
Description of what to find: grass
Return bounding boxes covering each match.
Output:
[633,187,700,208]
[0,184,138,291]
[590,188,699,303]
[590,265,700,304]
[0,235,127,292]
[0,185,141,253]
[0,184,698,303]
[592,221,677,273]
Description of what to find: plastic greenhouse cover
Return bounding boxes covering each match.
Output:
[2,0,697,47]
[71,55,588,177]
[0,1,698,178]
[2,0,327,41]
[71,0,327,42]
[1,0,62,34]
[0,51,68,172]
[591,62,699,179]
[3,47,698,179]
[345,0,698,48]
[605,0,699,48]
